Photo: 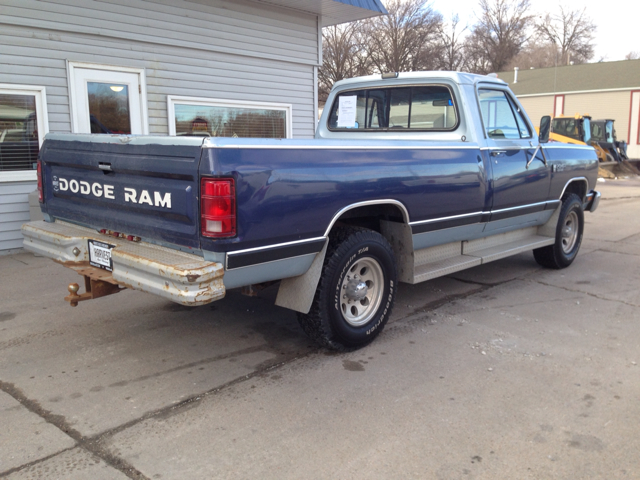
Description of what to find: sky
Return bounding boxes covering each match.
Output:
[428,0,639,62]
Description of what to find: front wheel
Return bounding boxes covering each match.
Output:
[533,193,584,269]
[297,227,397,350]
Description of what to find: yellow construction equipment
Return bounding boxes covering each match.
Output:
[536,114,637,176]
[547,115,608,162]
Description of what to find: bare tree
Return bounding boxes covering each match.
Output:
[536,7,596,65]
[437,14,468,71]
[318,24,368,102]
[359,0,443,73]
[505,32,559,70]
[466,0,533,74]
[625,51,639,60]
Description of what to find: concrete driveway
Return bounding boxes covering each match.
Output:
[1,178,639,479]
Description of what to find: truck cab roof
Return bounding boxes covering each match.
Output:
[331,71,508,91]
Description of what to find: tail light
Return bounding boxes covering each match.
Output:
[37,160,43,203]
[201,178,236,238]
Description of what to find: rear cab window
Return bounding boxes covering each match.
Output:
[328,85,458,131]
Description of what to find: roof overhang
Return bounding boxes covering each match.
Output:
[253,0,387,26]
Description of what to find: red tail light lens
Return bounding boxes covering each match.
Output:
[37,160,43,203]
[201,178,236,238]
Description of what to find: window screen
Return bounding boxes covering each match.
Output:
[328,85,457,131]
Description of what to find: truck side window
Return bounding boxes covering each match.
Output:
[328,85,457,131]
[478,89,531,139]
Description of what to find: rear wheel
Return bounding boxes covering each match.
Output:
[533,193,584,269]
[297,227,397,350]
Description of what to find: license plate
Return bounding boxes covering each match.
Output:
[88,240,114,271]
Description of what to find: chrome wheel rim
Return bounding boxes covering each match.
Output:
[561,211,579,253]
[339,256,384,327]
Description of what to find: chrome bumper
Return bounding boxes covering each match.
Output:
[584,190,601,212]
[21,220,225,306]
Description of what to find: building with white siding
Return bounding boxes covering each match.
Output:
[498,60,640,159]
[0,0,386,252]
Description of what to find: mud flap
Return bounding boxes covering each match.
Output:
[275,240,328,314]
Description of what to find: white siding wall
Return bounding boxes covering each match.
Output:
[563,91,631,143]
[0,0,321,250]
[518,96,554,128]
[1,0,319,137]
[0,181,35,251]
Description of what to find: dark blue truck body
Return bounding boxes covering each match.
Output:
[23,71,600,349]
[39,137,596,254]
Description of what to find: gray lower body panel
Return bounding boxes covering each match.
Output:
[383,206,560,285]
[222,253,317,290]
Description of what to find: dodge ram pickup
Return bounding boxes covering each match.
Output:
[22,71,600,350]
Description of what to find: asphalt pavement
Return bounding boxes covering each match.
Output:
[1,177,639,479]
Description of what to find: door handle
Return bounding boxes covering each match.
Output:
[490,150,506,157]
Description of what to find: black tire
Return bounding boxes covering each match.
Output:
[297,227,397,350]
[533,193,584,269]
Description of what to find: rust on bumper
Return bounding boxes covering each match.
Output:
[22,220,225,306]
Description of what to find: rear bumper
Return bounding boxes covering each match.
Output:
[21,220,225,306]
[584,190,601,212]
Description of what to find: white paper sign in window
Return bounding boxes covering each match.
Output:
[337,95,357,128]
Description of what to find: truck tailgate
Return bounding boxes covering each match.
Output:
[40,135,204,249]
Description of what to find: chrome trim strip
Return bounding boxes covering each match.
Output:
[409,211,484,226]
[480,146,533,151]
[409,201,550,226]
[480,144,593,152]
[203,143,480,150]
[226,236,326,257]
[490,201,547,214]
[542,145,594,150]
[559,177,589,200]
[324,200,411,237]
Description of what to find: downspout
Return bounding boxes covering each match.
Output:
[313,16,322,134]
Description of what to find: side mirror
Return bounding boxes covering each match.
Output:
[539,116,551,143]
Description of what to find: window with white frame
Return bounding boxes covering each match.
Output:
[0,85,48,182]
[167,96,292,139]
[67,62,148,135]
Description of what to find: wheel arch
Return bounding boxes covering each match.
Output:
[559,177,588,203]
[323,200,410,237]
[276,201,408,316]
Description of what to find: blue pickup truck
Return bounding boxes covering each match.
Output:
[22,71,600,350]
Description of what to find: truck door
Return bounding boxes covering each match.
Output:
[478,88,550,220]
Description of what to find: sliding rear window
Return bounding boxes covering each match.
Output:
[327,85,458,131]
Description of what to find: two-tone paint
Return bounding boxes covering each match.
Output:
[36,72,598,293]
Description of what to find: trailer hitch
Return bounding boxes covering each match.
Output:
[65,274,122,307]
